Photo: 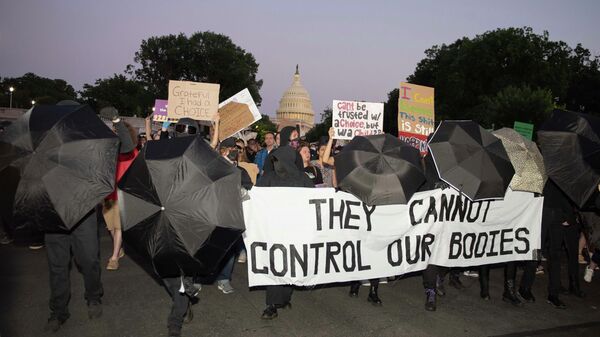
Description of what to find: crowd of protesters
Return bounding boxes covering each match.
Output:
[1,107,600,337]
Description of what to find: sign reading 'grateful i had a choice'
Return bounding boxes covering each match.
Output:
[167,80,220,121]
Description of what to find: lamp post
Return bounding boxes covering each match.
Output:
[9,86,15,109]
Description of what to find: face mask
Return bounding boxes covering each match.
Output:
[227,149,239,161]
[289,139,300,149]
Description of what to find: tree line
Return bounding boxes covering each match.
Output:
[2,27,599,141]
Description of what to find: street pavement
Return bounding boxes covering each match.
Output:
[1,232,599,337]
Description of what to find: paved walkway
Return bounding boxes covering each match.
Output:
[1,233,599,337]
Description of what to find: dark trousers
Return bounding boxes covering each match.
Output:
[45,209,102,320]
[162,277,190,330]
[479,263,516,295]
[266,286,293,306]
[422,265,438,289]
[547,223,580,297]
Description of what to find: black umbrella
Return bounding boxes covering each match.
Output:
[118,135,245,278]
[335,134,425,205]
[428,120,514,201]
[0,105,119,232]
[537,109,600,208]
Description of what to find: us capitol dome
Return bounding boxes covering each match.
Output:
[275,65,315,136]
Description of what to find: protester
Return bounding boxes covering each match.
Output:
[43,101,103,333]
[543,179,584,309]
[298,142,323,185]
[100,107,139,271]
[419,144,465,311]
[246,138,259,163]
[255,131,277,175]
[214,137,253,294]
[312,133,336,187]
[262,126,303,174]
[257,146,314,319]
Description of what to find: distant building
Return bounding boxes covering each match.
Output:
[0,108,27,122]
[275,65,315,136]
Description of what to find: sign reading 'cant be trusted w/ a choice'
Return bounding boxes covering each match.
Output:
[167,80,220,121]
[332,100,384,140]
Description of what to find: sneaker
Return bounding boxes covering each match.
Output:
[87,301,103,319]
[29,244,44,250]
[237,250,247,263]
[217,280,234,294]
[463,270,479,278]
[536,265,544,275]
[584,266,594,283]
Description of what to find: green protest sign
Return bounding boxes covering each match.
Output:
[513,121,534,140]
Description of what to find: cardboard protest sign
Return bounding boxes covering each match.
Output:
[219,88,261,121]
[152,99,179,122]
[332,100,384,140]
[217,88,262,140]
[218,102,254,141]
[167,80,220,121]
[398,82,435,154]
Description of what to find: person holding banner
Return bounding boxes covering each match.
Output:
[262,126,303,175]
[257,146,314,319]
[298,142,323,185]
[420,145,465,311]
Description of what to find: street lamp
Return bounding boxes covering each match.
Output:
[9,86,15,109]
[31,100,36,106]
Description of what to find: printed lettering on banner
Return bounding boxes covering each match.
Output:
[243,187,542,287]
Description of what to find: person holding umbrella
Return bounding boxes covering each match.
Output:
[543,179,584,309]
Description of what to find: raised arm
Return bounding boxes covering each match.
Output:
[322,127,335,166]
[210,114,220,149]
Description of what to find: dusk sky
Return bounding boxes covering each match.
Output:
[1,0,599,119]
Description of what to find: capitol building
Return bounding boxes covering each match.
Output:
[275,65,315,136]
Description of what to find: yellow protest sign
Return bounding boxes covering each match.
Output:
[398,82,435,154]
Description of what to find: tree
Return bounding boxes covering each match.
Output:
[406,27,600,128]
[474,85,554,128]
[132,32,263,104]
[80,74,154,117]
[0,73,77,108]
[250,114,278,143]
[305,107,332,142]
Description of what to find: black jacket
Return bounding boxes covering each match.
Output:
[543,179,576,225]
[257,147,314,188]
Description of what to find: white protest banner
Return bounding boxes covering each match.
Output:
[167,80,220,121]
[243,187,542,287]
[332,100,384,140]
